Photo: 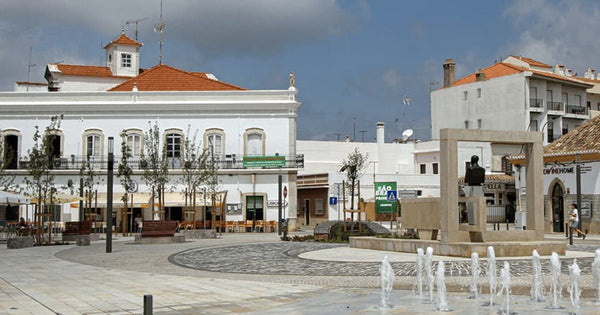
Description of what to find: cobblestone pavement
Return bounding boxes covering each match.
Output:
[172,242,598,277]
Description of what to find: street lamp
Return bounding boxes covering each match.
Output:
[106,136,114,253]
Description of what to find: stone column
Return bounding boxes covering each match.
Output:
[525,141,544,239]
[440,130,459,243]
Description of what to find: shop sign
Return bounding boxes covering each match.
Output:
[543,166,574,175]
[398,190,418,199]
[375,182,396,214]
[267,200,288,207]
[483,183,505,190]
[243,156,286,168]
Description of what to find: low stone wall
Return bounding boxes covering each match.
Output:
[134,234,185,244]
[181,229,217,239]
[63,233,100,242]
[350,236,566,257]
[7,236,34,249]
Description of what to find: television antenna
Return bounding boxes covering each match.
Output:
[154,0,166,64]
[126,17,148,41]
[402,95,411,106]
[26,47,36,91]
[401,129,413,142]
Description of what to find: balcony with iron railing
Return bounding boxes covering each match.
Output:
[546,101,564,111]
[565,105,588,115]
[15,154,304,171]
[529,98,543,108]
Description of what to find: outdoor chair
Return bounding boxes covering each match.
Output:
[225,221,236,232]
[236,220,245,232]
[268,220,277,232]
[255,220,265,232]
[245,220,253,232]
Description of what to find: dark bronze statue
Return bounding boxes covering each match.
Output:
[465,155,485,186]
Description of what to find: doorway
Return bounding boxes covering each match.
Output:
[304,199,310,225]
[551,183,564,232]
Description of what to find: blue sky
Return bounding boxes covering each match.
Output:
[1,1,599,141]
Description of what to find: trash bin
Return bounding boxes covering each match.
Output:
[280,219,289,238]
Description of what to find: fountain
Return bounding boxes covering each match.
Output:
[469,252,479,299]
[568,259,581,315]
[498,261,511,315]
[435,261,449,311]
[487,246,497,306]
[531,250,544,302]
[379,255,395,310]
[424,247,434,304]
[415,248,424,297]
[547,252,563,309]
[593,249,600,303]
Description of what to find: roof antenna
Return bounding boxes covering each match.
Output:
[125,17,149,41]
[154,0,166,64]
[26,47,36,91]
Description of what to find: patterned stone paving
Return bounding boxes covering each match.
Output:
[171,242,599,277]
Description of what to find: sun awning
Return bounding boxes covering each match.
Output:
[0,191,30,206]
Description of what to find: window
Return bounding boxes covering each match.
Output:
[419,164,426,174]
[477,119,482,129]
[529,119,538,131]
[315,198,324,215]
[86,135,101,157]
[124,130,143,157]
[501,156,512,173]
[2,130,21,170]
[562,124,568,135]
[204,128,225,159]
[575,95,582,106]
[432,163,439,175]
[165,133,182,158]
[108,54,112,63]
[561,92,568,105]
[464,120,469,129]
[463,91,468,100]
[244,128,265,156]
[587,101,591,109]
[529,87,537,99]
[121,53,131,68]
[477,88,481,98]
[546,90,553,102]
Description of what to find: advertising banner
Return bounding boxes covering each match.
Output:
[375,182,396,213]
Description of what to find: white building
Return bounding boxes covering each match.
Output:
[0,33,302,231]
[431,56,596,145]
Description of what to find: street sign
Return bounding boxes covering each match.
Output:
[386,190,397,201]
[375,182,397,214]
[329,196,338,205]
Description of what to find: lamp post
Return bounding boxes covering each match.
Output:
[106,137,114,253]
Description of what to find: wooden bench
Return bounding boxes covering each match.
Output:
[63,221,93,236]
[141,221,178,237]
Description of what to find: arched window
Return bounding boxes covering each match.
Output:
[203,128,225,159]
[1,129,21,169]
[45,129,65,162]
[82,129,104,159]
[123,128,143,157]
[244,128,266,156]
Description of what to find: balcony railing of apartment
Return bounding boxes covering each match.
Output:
[546,101,564,111]
[565,105,588,115]
[529,98,543,108]
[15,154,304,171]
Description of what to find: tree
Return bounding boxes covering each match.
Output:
[339,147,368,220]
[82,153,101,224]
[179,125,209,227]
[204,145,221,230]
[141,121,169,221]
[117,130,135,234]
[24,116,61,244]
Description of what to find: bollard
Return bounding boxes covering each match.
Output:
[569,227,573,245]
[143,294,153,315]
[506,220,509,231]
[565,223,569,238]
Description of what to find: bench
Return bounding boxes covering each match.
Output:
[63,221,93,236]
[141,221,178,237]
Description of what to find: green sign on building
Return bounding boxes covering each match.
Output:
[375,181,397,214]
[243,156,286,168]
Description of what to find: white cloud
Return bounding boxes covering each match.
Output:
[504,0,600,72]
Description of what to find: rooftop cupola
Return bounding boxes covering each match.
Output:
[104,33,143,77]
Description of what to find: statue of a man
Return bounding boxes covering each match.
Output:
[289,71,295,88]
[465,155,485,186]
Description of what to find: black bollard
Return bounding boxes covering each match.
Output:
[144,294,153,315]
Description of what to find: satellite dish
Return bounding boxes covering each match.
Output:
[401,129,413,141]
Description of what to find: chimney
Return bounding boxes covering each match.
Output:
[443,58,455,88]
[584,68,595,79]
[475,69,486,81]
[376,122,385,145]
[554,64,565,76]
[566,68,573,77]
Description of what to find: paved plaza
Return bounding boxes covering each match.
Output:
[0,232,599,314]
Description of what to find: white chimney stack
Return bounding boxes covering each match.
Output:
[377,122,385,145]
[584,68,596,79]
[554,64,565,76]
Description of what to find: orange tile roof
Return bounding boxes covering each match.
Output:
[108,64,245,91]
[575,76,600,84]
[544,114,600,154]
[55,64,128,78]
[451,62,592,88]
[103,34,142,49]
[509,55,552,68]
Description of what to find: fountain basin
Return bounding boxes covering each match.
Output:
[349,237,566,257]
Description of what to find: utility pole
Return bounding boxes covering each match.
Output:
[106,137,114,253]
[334,133,341,141]
[26,47,36,91]
[353,117,356,142]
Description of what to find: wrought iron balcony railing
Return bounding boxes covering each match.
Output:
[529,98,543,108]
[565,105,588,115]
[546,101,564,111]
[15,154,304,171]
